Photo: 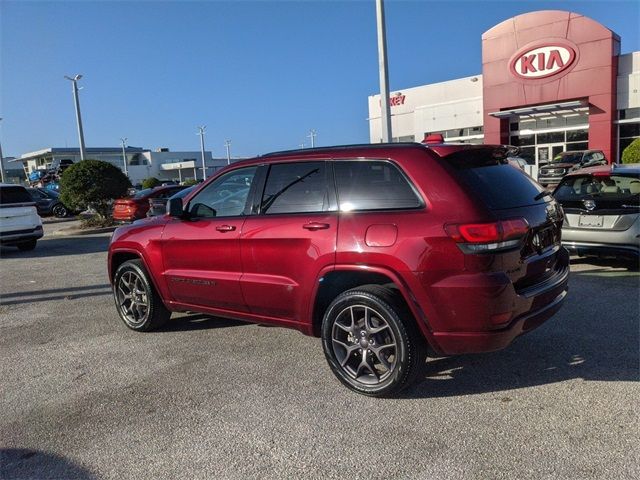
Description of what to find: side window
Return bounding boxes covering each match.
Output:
[261,162,328,215]
[334,160,423,211]
[29,190,46,200]
[188,166,257,218]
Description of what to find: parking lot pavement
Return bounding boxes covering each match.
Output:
[1,232,638,480]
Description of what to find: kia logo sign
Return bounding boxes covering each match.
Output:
[509,42,577,80]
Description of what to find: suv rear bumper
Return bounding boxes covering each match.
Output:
[563,241,639,259]
[426,247,570,355]
[0,225,44,245]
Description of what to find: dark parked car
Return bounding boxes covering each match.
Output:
[147,185,197,217]
[112,185,187,222]
[109,142,569,396]
[27,188,73,217]
[538,150,607,187]
[553,164,640,259]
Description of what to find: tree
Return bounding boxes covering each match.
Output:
[621,138,640,164]
[142,177,161,189]
[60,160,131,220]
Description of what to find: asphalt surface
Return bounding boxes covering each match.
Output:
[1,220,638,480]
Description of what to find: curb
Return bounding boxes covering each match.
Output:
[53,225,119,236]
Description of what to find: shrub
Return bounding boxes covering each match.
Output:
[60,160,131,220]
[621,138,640,164]
[142,177,161,189]
[182,178,200,186]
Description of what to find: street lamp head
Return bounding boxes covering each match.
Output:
[64,74,83,82]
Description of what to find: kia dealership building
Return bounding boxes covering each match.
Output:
[368,11,639,176]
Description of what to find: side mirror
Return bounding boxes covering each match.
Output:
[167,197,184,217]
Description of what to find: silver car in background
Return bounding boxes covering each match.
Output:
[552,164,640,260]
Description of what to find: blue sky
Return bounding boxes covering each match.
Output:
[1,0,638,158]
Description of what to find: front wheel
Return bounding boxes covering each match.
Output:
[113,259,170,331]
[321,285,426,397]
[52,204,69,218]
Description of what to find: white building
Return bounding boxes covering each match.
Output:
[368,10,640,178]
[12,147,238,185]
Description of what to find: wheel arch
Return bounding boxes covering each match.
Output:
[310,265,432,342]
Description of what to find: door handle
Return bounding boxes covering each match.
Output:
[303,222,330,231]
[216,224,236,232]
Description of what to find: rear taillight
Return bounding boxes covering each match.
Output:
[445,218,529,253]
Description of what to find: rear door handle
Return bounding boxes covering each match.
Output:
[216,224,236,232]
[303,222,330,231]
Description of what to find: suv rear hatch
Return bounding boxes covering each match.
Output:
[0,185,41,232]
[438,147,566,292]
[553,171,640,230]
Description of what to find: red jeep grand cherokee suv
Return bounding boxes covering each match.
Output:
[108,143,569,396]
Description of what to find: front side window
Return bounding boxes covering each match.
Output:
[334,160,422,211]
[261,162,327,215]
[188,166,256,218]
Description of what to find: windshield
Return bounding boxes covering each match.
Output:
[554,174,640,203]
[133,188,154,199]
[551,152,582,164]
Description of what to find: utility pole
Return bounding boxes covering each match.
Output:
[224,140,231,165]
[120,137,128,177]
[375,0,392,142]
[307,129,317,148]
[64,74,87,160]
[197,126,207,180]
[0,118,6,183]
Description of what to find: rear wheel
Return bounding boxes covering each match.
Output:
[321,285,426,397]
[17,240,37,251]
[113,259,170,331]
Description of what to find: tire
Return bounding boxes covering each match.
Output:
[52,204,69,218]
[321,285,426,397]
[113,259,170,331]
[17,240,37,251]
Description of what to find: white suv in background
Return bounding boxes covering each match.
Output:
[0,183,44,251]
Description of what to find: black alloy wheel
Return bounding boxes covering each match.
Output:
[52,204,69,218]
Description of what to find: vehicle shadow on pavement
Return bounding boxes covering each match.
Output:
[0,448,97,480]
[404,287,639,399]
[159,313,248,332]
[570,257,639,271]
[0,284,112,306]
[0,235,110,258]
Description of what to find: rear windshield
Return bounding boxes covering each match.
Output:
[554,174,640,204]
[0,186,34,205]
[444,150,547,210]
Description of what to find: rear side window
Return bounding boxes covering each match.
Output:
[0,186,33,205]
[334,160,422,211]
[261,162,328,214]
[444,150,547,209]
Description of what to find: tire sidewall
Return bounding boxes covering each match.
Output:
[321,290,410,396]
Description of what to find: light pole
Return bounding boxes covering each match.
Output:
[120,137,128,177]
[64,74,87,160]
[375,0,392,142]
[197,126,207,180]
[224,140,231,165]
[307,129,317,148]
[0,118,6,183]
